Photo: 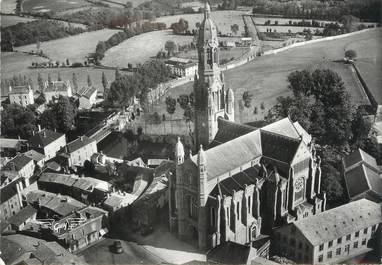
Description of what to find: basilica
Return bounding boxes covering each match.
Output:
[168,2,326,251]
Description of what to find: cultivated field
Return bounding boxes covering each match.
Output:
[1,52,118,95]
[1,15,36,27]
[156,28,381,123]
[15,29,120,63]
[22,0,92,13]
[155,10,248,36]
[1,0,17,13]
[101,30,194,67]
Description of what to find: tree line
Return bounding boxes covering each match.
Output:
[94,21,166,63]
[1,20,86,51]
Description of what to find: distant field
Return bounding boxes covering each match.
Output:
[1,52,118,95]
[1,15,35,27]
[99,0,147,7]
[163,28,382,123]
[102,30,193,67]
[1,0,17,13]
[177,47,249,63]
[15,29,120,63]
[22,0,92,13]
[155,11,248,36]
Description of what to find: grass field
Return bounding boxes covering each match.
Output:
[177,47,249,63]
[155,10,248,36]
[15,29,120,63]
[101,30,194,67]
[153,28,381,123]
[1,15,36,27]
[1,52,118,95]
[1,0,17,13]
[22,0,92,13]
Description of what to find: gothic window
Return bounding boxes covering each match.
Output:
[236,202,240,220]
[251,226,257,239]
[247,197,251,214]
[294,177,305,202]
[207,49,213,66]
[189,196,198,219]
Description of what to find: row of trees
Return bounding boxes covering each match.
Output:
[1,75,34,92]
[94,21,166,63]
[1,20,85,51]
[265,69,379,208]
[105,60,172,108]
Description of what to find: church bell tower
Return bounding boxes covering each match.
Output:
[194,1,234,149]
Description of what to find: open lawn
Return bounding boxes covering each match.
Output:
[1,52,118,95]
[15,29,120,64]
[101,30,193,67]
[22,0,92,13]
[155,28,381,123]
[1,15,36,27]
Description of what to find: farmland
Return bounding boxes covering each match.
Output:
[15,29,120,63]
[1,15,36,27]
[154,28,381,123]
[1,0,17,14]
[101,30,193,68]
[1,52,118,95]
[22,0,92,13]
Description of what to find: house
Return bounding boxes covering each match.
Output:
[0,137,27,157]
[77,86,98,109]
[37,172,77,196]
[50,206,108,253]
[59,136,97,167]
[0,180,23,220]
[0,170,19,187]
[23,149,46,168]
[44,80,72,102]
[342,148,382,202]
[6,205,37,231]
[273,199,382,264]
[3,154,35,187]
[165,57,198,77]
[207,241,259,265]
[8,85,34,106]
[29,126,66,160]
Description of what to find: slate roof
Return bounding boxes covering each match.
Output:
[3,154,33,171]
[29,129,64,148]
[64,136,95,153]
[292,199,382,246]
[0,180,19,203]
[24,150,46,162]
[207,241,251,264]
[7,205,37,226]
[9,85,30,95]
[260,130,301,164]
[77,86,97,99]
[345,164,382,200]
[344,148,378,170]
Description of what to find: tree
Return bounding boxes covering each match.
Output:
[1,104,37,139]
[66,59,70,66]
[57,72,62,81]
[35,93,46,105]
[87,75,92,87]
[165,40,177,57]
[48,73,52,84]
[344,50,357,60]
[37,73,44,91]
[42,96,77,132]
[165,96,176,120]
[72,73,78,93]
[321,164,345,208]
[242,91,253,108]
[115,69,121,81]
[39,109,58,130]
[231,24,239,35]
[102,72,108,92]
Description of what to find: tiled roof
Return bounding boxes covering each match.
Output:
[7,205,37,226]
[260,130,301,164]
[345,164,382,199]
[23,149,46,162]
[3,154,33,171]
[38,173,77,187]
[29,129,64,148]
[292,199,382,246]
[262,118,302,139]
[77,86,97,99]
[207,241,251,264]
[8,85,30,95]
[64,136,95,153]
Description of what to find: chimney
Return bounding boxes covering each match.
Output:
[43,131,46,138]
[38,124,42,132]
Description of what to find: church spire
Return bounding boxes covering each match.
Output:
[204,1,211,19]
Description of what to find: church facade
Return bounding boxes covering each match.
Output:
[168,2,326,251]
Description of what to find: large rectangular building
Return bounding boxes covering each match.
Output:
[273,199,382,264]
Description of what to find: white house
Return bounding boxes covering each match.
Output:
[29,126,66,160]
[60,136,97,167]
[165,57,198,77]
[44,81,72,102]
[77,86,97,109]
[3,154,35,187]
[8,85,34,107]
